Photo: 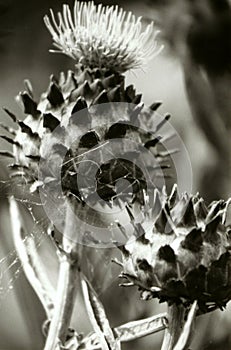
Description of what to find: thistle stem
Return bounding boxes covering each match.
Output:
[161,304,185,350]
[9,197,55,318]
[44,205,80,350]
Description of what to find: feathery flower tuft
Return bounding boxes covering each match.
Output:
[44,1,162,72]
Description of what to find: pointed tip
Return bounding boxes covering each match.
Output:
[155,113,171,132]
[181,228,203,252]
[23,79,33,98]
[43,113,60,132]
[62,70,78,93]
[0,134,20,147]
[93,90,109,105]
[118,244,130,258]
[0,150,14,158]
[20,91,38,115]
[47,82,64,107]
[132,94,142,105]
[149,101,162,112]
[72,97,88,115]
[154,206,173,234]
[152,188,162,216]
[222,199,231,225]
[18,121,39,139]
[144,136,162,149]
[194,198,208,223]
[125,85,136,102]
[107,86,121,101]
[3,108,17,122]
[158,245,176,263]
[105,122,127,139]
[207,200,225,222]
[130,102,144,124]
[204,214,222,242]
[168,184,178,208]
[178,198,197,228]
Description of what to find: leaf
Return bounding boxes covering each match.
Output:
[114,313,168,342]
[79,313,168,349]
[81,274,120,350]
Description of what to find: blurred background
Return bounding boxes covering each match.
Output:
[0,0,230,349]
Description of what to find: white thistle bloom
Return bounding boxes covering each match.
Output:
[44,1,163,72]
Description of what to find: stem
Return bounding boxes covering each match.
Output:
[44,255,79,350]
[161,304,185,350]
[44,204,80,350]
[9,197,54,318]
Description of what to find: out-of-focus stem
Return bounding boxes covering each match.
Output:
[44,254,79,350]
[161,304,185,350]
[44,204,80,350]
[9,196,54,318]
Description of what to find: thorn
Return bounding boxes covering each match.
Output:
[132,94,142,105]
[181,228,203,252]
[105,122,127,139]
[24,79,33,98]
[150,286,161,292]
[0,123,16,136]
[207,200,224,221]
[18,121,39,139]
[25,155,41,161]
[111,258,123,267]
[158,245,176,263]
[154,204,173,234]
[125,85,136,102]
[43,113,60,132]
[20,92,38,115]
[119,282,134,287]
[0,151,14,158]
[90,79,104,95]
[168,184,178,208]
[204,215,221,242]
[145,136,162,149]
[0,135,21,147]
[77,69,91,85]
[47,82,64,107]
[71,97,88,114]
[178,198,197,228]
[79,131,99,148]
[62,70,77,93]
[3,108,17,122]
[117,244,130,258]
[222,199,231,225]
[155,114,171,133]
[102,74,117,88]
[149,101,162,111]
[93,90,109,104]
[194,198,208,223]
[107,86,121,101]
[116,222,128,239]
[130,102,144,124]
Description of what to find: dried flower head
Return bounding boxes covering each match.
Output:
[44,1,162,72]
[120,185,231,313]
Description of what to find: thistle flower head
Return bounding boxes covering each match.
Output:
[120,186,231,313]
[44,1,162,72]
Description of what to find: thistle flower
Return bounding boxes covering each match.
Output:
[44,1,162,72]
[1,1,168,234]
[120,185,231,313]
